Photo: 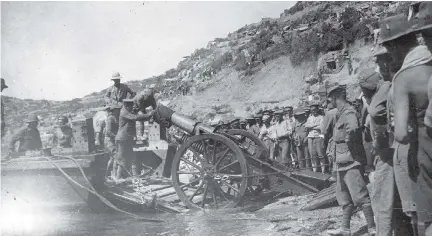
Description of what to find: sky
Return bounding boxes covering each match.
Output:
[1,1,295,101]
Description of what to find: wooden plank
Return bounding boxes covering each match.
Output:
[301,184,337,211]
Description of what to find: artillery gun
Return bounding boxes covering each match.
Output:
[152,105,333,209]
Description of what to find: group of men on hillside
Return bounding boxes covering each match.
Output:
[215,103,331,174]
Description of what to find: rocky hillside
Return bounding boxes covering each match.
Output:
[1,1,411,135]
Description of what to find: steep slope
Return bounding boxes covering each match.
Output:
[1,1,410,140]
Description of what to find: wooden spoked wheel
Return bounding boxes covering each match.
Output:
[225,129,269,194]
[171,133,248,209]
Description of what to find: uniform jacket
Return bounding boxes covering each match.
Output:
[248,125,260,137]
[105,83,136,104]
[133,89,157,113]
[367,81,392,150]
[306,115,324,138]
[9,126,42,152]
[293,119,308,146]
[333,104,367,171]
[52,125,73,148]
[115,107,152,141]
[271,120,292,140]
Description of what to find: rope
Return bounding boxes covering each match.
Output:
[41,155,163,223]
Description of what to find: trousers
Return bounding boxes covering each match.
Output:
[277,140,290,165]
[336,166,371,207]
[116,140,136,173]
[415,127,432,234]
[308,137,326,172]
[264,139,275,160]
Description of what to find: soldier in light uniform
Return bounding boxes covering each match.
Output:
[293,107,311,169]
[105,72,136,105]
[326,85,376,236]
[259,110,275,160]
[305,103,326,173]
[272,110,293,167]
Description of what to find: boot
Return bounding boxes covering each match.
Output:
[362,204,376,236]
[328,204,354,236]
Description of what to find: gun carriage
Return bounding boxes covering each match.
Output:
[152,105,332,210]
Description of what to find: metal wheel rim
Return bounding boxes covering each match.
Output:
[171,133,248,210]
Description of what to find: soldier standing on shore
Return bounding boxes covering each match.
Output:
[326,85,376,236]
[259,110,276,160]
[293,107,311,169]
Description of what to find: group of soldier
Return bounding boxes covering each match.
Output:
[326,4,432,236]
[2,3,432,235]
[214,104,331,174]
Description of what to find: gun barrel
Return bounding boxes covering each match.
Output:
[154,104,214,134]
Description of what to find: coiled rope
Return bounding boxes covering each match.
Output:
[41,154,163,223]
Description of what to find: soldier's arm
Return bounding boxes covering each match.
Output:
[151,96,157,110]
[122,109,154,122]
[8,128,25,152]
[393,73,410,144]
[126,85,136,98]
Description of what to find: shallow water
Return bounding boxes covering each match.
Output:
[1,206,275,236]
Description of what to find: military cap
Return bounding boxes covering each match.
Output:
[25,114,39,123]
[1,78,8,89]
[310,102,320,107]
[273,110,284,115]
[358,68,381,90]
[110,104,122,110]
[378,14,416,44]
[111,72,122,80]
[304,106,311,112]
[254,114,263,119]
[245,116,255,120]
[294,108,306,116]
[256,109,263,115]
[230,118,240,124]
[123,98,134,103]
[262,110,272,115]
[328,84,347,97]
[239,118,247,124]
